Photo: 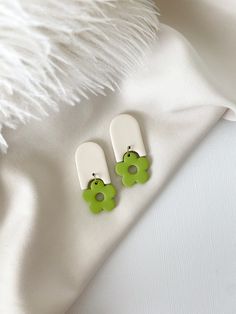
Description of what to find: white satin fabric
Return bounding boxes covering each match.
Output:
[1,2,236,312]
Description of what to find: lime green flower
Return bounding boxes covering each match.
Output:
[115,151,149,187]
[83,179,116,214]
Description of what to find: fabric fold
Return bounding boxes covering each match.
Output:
[0,23,234,314]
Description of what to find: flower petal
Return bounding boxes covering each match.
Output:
[116,162,127,175]
[90,202,103,214]
[124,151,139,164]
[90,179,104,191]
[83,189,93,202]
[104,184,116,199]
[137,170,149,184]
[122,174,136,187]
[136,156,149,170]
[103,199,116,211]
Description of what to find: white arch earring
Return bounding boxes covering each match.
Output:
[110,114,150,187]
[75,142,116,214]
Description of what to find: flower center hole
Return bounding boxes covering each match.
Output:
[95,192,104,202]
[128,165,137,174]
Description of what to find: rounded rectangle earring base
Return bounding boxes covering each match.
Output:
[75,142,111,190]
[110,114,146,162]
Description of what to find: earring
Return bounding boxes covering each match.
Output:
[75,142,116,214]
[110,114,150,187]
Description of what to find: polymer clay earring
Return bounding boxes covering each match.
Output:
[75,142,116,214]
[110,114,150,187]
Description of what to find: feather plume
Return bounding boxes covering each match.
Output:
[0,0,159,151]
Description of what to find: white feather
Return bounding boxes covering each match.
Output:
[0,0,159,152]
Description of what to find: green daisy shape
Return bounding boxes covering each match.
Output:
[115,151,150,187]
[83,179,116,214]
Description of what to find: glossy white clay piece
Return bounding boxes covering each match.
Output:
[110,114,146,162]
[75,142,111,190]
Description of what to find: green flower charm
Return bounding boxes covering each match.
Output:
[115,151,150,187]
[83,179,116,214]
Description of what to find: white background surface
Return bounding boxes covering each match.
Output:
[71,120,236,314]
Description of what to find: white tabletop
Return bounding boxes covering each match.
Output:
[69,119,236,314]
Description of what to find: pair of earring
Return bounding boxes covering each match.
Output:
[75,114,150,214]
